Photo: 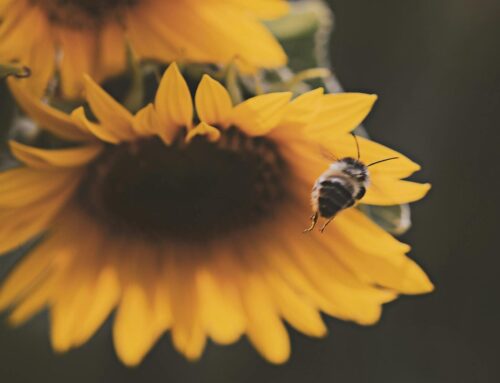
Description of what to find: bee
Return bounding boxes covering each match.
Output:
[304,133,398,233]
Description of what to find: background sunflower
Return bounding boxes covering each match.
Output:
[0,0,287,98]
[0,0,499,382]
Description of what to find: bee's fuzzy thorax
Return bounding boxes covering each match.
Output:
[328,158,370,184]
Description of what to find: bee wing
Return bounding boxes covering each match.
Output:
[319,145,338,162]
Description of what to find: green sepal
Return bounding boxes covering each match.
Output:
[0,63,31,81]
[358,204,412,235]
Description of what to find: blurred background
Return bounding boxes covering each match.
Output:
[1,0,499,381]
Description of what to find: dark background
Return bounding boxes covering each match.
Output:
[1,0,499,381]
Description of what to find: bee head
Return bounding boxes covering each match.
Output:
[340,157,369,182]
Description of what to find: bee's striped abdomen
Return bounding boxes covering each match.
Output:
[317,178,355,218]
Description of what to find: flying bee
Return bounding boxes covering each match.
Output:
[304,133,398,233]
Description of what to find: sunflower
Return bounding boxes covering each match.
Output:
[0,0,288,98]
[0,63,432,366]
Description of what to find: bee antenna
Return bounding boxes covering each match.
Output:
[351,132,361,160]
[367,157,399,167]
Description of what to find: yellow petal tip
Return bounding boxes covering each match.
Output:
[408,273,435,295]
[118,354,143,368]
[186,123,221,143]
[265,351,290,365]
[419,183,432,198]
[165,62,181,77]
[364,94,378,108]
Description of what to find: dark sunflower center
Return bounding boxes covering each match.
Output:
[33,0,138,27]
[78,128,288,241]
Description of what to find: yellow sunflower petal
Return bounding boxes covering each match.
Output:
[155,63,193,130]
[197,268,245,345]
[95,22,127,81]
[124,5,180,63]
[113,284,162,366]
[268,211,397,324]
[289,238,394,324]
[132,104,157,136]
[8,78,92,142]
[303,207,433,294]
[278,88,324,131]
[48,229,113,349]
[0,171,81,254]
[0,168,77,208]
[126,1,286,70]
[72,267,121,347]
[20,24,55,97]
[133,103,183,146]
[353,251,434,294]
[265,241,388,326]
[51,271,96,352]
[307,93,378,136]
[325,206,411,256]
[56,27,99,99]
[168,260,206,361]
[9,276,57,326]
[71,107,120,144]
[0,235,58,310]
[0,0,23,27]
[83,75,136,140]
[9,141,103,170]
[195,75,233,127]
[330,238,434,295]
[185,122,221,143]
[241,274,290,364]
[229,0,290,19]
[47,230,120,349]
[231,92,292,136]
[0,5,54,97]
[365,178,431,205]
[200,1,287,69]
[265,273,327,338]
[0,203,59,254]
[152,278,173,332]
[0,1,29,44]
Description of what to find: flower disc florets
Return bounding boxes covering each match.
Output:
[79,128,287,240]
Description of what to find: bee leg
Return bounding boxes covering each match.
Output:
[319,218,333,233]
[303,212,319,233]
